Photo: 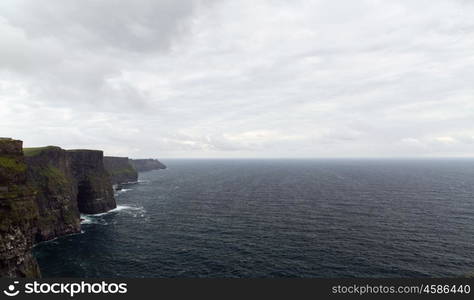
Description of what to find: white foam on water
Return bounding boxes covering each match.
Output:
[110,204,144,213]
[123,180,139,184]
[80,215,107,225]
[112,205,146,218]
[81,205,146,225]
[115,188,133,196]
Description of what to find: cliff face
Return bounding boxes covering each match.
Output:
[0,138,41,278]
[68,150,116,214]
[130,159,166,172]
[1,139,128,277]
[25,147,81,242]
[104,156,138,185]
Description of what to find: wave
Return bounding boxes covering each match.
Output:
[80,215,107,225]
[81,205,146,225]
[84,205,141,216]
[113,179,149,196]
[115,188,133,196]
[109,204,144,213]
[123,180,140,185]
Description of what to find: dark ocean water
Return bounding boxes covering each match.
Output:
[33,159,474,278]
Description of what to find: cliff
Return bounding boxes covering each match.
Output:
[130,158,166,172]
[0,138,41,277]
[68,150,116,214]
[25,146,81,242]
[1,139,121,277]
[103,156,138,185]
[1,142,167,277]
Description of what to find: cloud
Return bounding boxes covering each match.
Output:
[0,0,473,158]
[0,0,199,53]
[433,136,457,144]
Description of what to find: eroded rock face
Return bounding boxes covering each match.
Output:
[67,150,116,214]
[25,147,81,242]
[0,138,41,278]
[129,159,166,172]
[1,140,121,277]
[104,156,138,185]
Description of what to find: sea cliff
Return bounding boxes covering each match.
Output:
[0,139,117,277]
[0,138,41,277]
[68,150,116,214]
[25,146,80,242]
[1,138,165,278]
[104,156,138,185]
[129,158,166,172]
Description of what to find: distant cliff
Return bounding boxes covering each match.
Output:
[1,139,120,277]
[104,156,138,185]
[130,159,166,172]
[68,150,116,214]
[0,138,41,277]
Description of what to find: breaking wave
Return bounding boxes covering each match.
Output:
[81,205,146,225]
[115,188,133,196]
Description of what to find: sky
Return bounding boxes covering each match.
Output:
[0,0,473,158]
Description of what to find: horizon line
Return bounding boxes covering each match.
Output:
[155,156,474,160]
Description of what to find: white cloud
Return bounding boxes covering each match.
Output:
[433,136,457,144]
[0,0,473,158]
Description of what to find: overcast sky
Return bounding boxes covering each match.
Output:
[1,0,473,158]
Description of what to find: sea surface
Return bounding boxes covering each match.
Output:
[33,159,474,278]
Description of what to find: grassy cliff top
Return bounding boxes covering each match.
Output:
[0,137,16,145]
[23,146,61,157]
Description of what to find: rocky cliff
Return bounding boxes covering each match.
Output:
[25,146,81,242]
[104,156,138,185]
[130,158,166,172]
[0,138,41,277]
[68,150,116,214]
[1,139,121,277]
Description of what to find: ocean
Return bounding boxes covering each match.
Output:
[33,159,474,278]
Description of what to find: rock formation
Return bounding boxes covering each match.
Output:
[1,139,119,277]
[1,138,166,277]
[0,138,41,277]
[68,150,116,214]
[129,158,166,172]
[103,156,138,185]
[25,146,81,242]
